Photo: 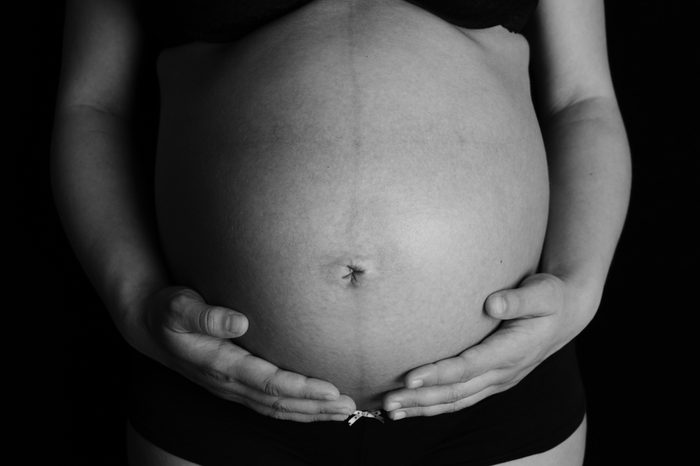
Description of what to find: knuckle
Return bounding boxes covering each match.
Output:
[262,371,282,396]
[198,308,213,334]
[457,359,471,382]
[271,398,291,414]
[208,354,233,381]
[170,291,192,313]
[426,362,440,385]
[457,354,476,381]
[446,386,464,404]
[542,275,564,301]
[201,365,236,384]
[267,408,285,420]
[268,407,298,421]
[413,408,427,418]
[202,367,226,383]
[153,299,180,329]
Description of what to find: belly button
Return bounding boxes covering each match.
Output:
[342,264,366,286]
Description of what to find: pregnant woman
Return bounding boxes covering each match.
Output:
[52,0,630,464]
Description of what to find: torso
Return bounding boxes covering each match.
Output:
[154,0,549,409]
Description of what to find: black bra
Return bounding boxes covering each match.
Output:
[139,0,539,50]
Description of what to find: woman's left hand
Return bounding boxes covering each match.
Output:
[382,273,597,420]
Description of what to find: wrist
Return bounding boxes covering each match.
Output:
[108,272,169,350]
[559,268,606,334]
[537,260,606,331]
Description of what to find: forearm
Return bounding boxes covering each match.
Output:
[50,105,169,346]
[539,96,631,324]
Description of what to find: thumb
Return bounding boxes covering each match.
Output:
[168,290,249,338]
[484,273,563,319]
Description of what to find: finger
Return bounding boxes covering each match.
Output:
[233,396,353,423]
[260,394,356,417]
[401,338,505,388]
[210,380,356,417]
[402,320,539,388]
[167,290,249,338]
[384,370,504,412]
[389,384,507,420]
[485,273,564,319]
[214,344,344,401]
[165,333,346,402]
[159,335,353,415]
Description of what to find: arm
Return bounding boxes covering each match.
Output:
[529,0,631,335]
[51,0,169,357]
[382,0,631,418]
[53,0,355,421]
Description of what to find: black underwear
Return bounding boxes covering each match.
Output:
[127,340,586,466]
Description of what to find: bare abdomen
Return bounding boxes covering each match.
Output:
[154,0,549,408]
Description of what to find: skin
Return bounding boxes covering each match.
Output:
[52,0,629,439]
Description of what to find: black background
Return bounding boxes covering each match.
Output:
[24,1,696,464]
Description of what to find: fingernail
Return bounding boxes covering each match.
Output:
[407,379,423,389]
[228,314,248,335]
[320,392,339,401]
[386,402,401,411]
[491,296,506,316]
[226,315,239,334]
[393,411,406,420]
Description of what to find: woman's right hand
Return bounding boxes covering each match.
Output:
[131,286,356,422]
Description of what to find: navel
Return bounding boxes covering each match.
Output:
[342,264,366,285]
[319,254,380,288]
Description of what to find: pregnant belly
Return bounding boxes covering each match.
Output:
[154,0,549,409]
